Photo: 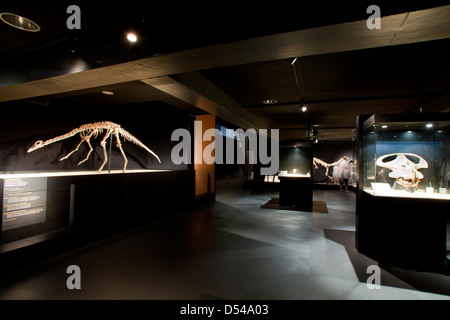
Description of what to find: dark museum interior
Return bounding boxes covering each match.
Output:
[1,1,450,303]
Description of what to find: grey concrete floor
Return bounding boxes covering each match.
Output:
[0,177,449,300]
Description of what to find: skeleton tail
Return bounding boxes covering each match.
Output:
[119,129,161,163]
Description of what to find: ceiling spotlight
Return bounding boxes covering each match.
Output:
[0,12,40,32]
[301,106,307,112]
[381,125,388,128]
[102,91,114,95]
[263,99,277,105]
[126,32,138,43]
[426,123,433,128]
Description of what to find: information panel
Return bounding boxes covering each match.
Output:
[2,177,47,231]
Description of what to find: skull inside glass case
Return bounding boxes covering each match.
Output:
[361,114,450,199]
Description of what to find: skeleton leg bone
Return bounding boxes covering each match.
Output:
[114,129,128,172]
[59,138,86,162]
[98,129,113,172]
[77,132,96,165]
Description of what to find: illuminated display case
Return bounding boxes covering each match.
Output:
[361,115,450,199]
[261,144,312,183]
[277,144,313,209]
[355,113,450,274]
[351,129,358,187]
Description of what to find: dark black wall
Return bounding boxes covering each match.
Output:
[0,99,193,172]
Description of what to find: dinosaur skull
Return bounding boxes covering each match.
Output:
[376,153,428,188]
[27,140,44,153]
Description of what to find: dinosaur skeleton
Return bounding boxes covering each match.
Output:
[313,157,334,180]
[376,153,428,188]
[27,121,161,172]
[313,157,350,181]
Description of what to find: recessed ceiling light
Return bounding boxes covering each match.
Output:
[263,99,277,105]
[102,91,114,95]
[0,12,40,32]
[126,32,138,43]
[381,125,388,128]
[426,123,433,128]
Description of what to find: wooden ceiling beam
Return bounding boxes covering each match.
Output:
[1,5,449,102]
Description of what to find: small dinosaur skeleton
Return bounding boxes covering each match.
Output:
[27,121,161,172]
[313,157,349,181]
[313,157,334,180]
[376,153,428,188]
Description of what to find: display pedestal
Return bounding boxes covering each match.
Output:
[0,170,195,251]
[279,176,313,210]
[356,191,449,274]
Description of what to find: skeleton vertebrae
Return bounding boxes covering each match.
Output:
[27,121,161,172]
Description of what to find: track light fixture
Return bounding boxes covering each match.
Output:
[263,99,277,105]
[0,12,40,32]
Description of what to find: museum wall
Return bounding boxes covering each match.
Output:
[0,99,193,172]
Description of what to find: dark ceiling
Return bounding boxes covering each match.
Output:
[2,1,449,78]
[200,39,450,140]
[1,1,450,143]
[3,1,447,56]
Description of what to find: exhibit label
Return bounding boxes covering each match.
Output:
[2,177,47,231]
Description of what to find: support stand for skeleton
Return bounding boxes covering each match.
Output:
[108,133,112,173]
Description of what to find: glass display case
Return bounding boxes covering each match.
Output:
[361,114,450,200]
[356,113,450,274]
[262,144,312,183]
[351,129,358,187]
